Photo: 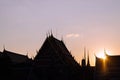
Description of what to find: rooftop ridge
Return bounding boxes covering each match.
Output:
[3,49,28,57]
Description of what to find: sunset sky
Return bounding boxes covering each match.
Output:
[0,0,120,66]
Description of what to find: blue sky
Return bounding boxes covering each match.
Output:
[0,0,120,65]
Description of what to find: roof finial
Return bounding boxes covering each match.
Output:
[47,30,50,37]
[104,48,106,52]
[55,28,58,38]
[46,32,48,38]
[104,48,108,56]
[3,44,6,51]
[32,56,34,60]
[61,35,64,42]
[51,29,53,37]
[26,51,29,57]
[94,53,96,58]
[36,50,38,54]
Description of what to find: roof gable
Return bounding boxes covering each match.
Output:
[35,35,72,59]
[34,35,80,69]
[3,50,29,63]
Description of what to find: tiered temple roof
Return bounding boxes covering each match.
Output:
[35,35,80,69]
[33,35,81,80]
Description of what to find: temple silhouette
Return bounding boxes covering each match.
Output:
[0,34,120,80]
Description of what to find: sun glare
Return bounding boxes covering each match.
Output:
[97,52,106,59]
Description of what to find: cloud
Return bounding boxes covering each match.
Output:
[66,33,80,38]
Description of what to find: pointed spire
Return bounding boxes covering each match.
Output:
[84,47,86,60]
[82,47,86,67]
[87,50,90,67]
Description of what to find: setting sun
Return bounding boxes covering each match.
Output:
[97,51,106,59]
